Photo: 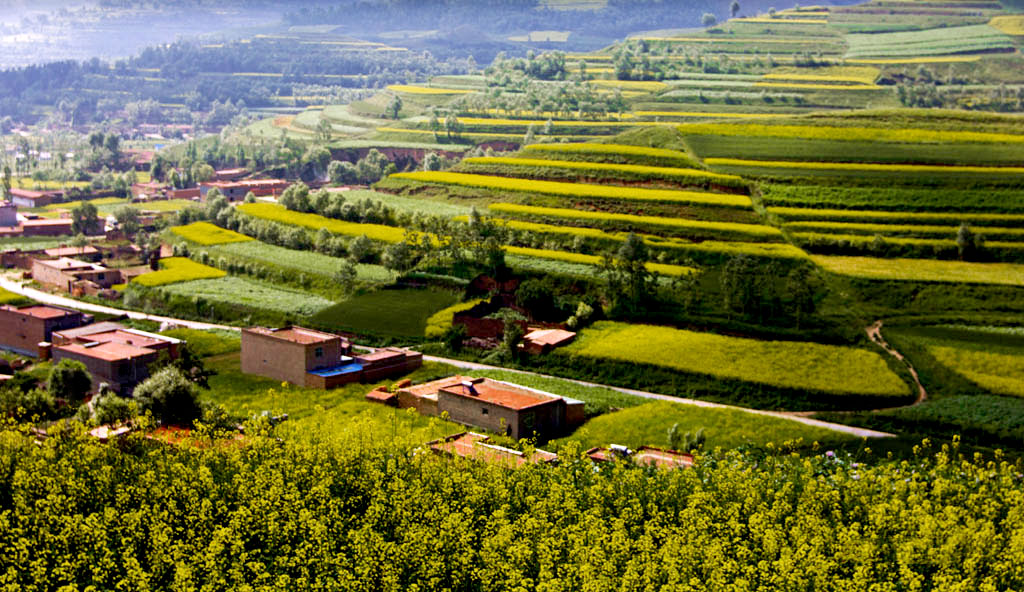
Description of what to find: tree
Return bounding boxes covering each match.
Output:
[47,359,92,401]
[1,165,10,201]
[957,222,978,261]
[785,265,817,330]
[133,366,201,427]
[328,160,358,185]
[71,201,101,236]
[387,94,403,120]
[191,162,215,183]
[730,0,740,18]
[91,391,137,426]
[113,205,140,236]
[702,12,717,27]
[156,343,215,389]
[503,319,525,361]
[315,119,334,144]
[603,233,653,316]
[382,240,416,274]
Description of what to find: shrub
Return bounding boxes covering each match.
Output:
[47,359,92,401]
[133,366,201,427]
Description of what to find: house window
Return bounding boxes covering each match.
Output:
[314,347,323,358]
[118,364,130,377]
[98,273,105,280]
[481,408,489,416]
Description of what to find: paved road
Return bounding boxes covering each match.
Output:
[0,276,238,332]
[2,273,892,439]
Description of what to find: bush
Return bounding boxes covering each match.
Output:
[133,367,201,427]
[47,359,92,401]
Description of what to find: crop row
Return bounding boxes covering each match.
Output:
[424,299,487,339]
[236,203,406,243]
[503,246,695,277]
[213,241,396,284]
[386,85,474,95]
[705,158,1024,177]
[170,222,254,246]
[769,206,1024,226]
[811,254,1024,286]
[132,257,226,287]
[522,142,699,168]
[786,220,1024,241]
[677,122,1024,145]
[761,66,880,85]
[460,156,747,190]
[761,184,1024,213]
[389,172,753,208]
[565,321,909,397]
[488,203,782,241]
[159,276,334,316]
[844,24,1015,58]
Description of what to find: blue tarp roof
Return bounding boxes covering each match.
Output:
[309,362,364,377]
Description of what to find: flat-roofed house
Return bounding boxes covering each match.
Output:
[200,179,289,202]
[241,326,352,387]
[586,445,694,470]
[0,304,90,356]
[32,257,123,293]
[51,323,183,394]
[0,201,16,227]
[9,188,62,209]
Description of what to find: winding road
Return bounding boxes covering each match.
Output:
[2,274,895,439]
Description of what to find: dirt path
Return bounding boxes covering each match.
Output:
[866,320,927,406]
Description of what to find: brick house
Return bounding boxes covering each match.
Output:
[389,376,585,441]
[20,218,75,237]
[199,179,289,202]
[241,326,352,387]
[130,182,167,200]
[0,304,90,356]
[241,326,423,388]
[51,323,183,394]
[9,188,62,208]
[32,258,123,293]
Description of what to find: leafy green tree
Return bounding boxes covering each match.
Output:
[70,201,101,236]
[702,12,717,26]
[90,391,137,425]
[0,387,56,420]
[602,233,653,316]
[730,0,740,18]
[387,94,404,120]
[133,366,201,427]
[191,162,215,183]
[328,160,359,185]
[315,119,334,144]
[1,165,10,201]
[785,265,818,330]
[47,359,92,401]
[957,222,980,261]
[112,205,140,236]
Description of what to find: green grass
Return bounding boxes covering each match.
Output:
[160,276,334,317]
[345,189,473,218]
[0,236,74,252]
[204,353,456,444]
[892,326,1024,398]
[170,222,254,246]
[565,321,909,398]
[310,288,458,338]
[132,257,227,287]
[160,328,240,357]
[552,400,858,452]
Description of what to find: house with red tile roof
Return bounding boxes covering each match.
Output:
[388,376,585,441]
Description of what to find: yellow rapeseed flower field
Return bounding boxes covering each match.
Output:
[811,255,1024,286]
[132,257,226,287]
[753,81,881,90]
[589,79,668,92]
[237,203,407,243]
[848,56,981,64]
[990,15,1024,36]
[489,203,781,240]
[463,156,743,183]
[392,171,753,208]
[567,321,910,397]
[928,346,1024,397]
[170,222,254,246]
[524,142,693,161]
[763,66,880,85]
[503,246,695,276]
[684,123,1024,144]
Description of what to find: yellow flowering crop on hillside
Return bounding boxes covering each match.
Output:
[237,203,407,243]
[170,222,254,246]
[929,346,1024,397]
[683,123,1024,144]
[132,257,226,287]
[386,85,475,95]
[811,255,1024,286]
